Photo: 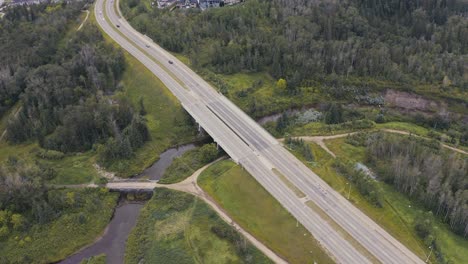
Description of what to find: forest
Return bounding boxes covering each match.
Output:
[0,1,149,163]
[122,0,468,146]
[0,157,118,263]
[123,0,467,91]
[362,133,467,237]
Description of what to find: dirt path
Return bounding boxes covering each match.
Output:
[163,163,288,264]
[77,10,89,31]
[283,129,467,158]
[63,161,288,264]
[0,106,22,142]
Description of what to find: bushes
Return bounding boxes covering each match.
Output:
[159,143,220,184]
[345,132,369,147]
[334,160,383,207]
[0,187,118,263]
[35,149,65,160]
[199,143,218,163]
[285,137,314,162]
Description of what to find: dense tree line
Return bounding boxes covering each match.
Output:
[0,158,107,236]
[1,2,150,161]
[123,0,467,92]
[0,1,89,116]
[366,133,467,237]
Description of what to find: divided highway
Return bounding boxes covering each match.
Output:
[95,0,425,263]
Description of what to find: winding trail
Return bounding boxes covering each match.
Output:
[109,162,288,264]
[77,10,89,31]
[55,160,288,264]
[283,129,467,157]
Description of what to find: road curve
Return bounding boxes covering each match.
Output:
[94,1,426,263]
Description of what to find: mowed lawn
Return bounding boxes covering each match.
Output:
[198,160,334,264]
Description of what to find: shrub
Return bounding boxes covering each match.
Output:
[199,143,219,163]
[295,109,322,125]
[35,149,65,160]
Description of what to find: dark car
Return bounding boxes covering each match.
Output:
[168,60,173,64]
[116,24,120,28]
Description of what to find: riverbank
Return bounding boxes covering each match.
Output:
[60,195,147,264]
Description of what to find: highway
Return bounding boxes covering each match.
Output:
[95,0,425,263]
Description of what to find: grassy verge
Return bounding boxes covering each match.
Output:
[302,137,468,263]
[0,188,118,263]
[324,138,468,263]
[287,120,375,137]
[91,5,197,177]
[375,121,430,136]
[289,139,430,260]
[124,188,271,264]
[198,160,334,264]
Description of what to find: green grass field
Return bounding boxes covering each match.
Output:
[375,121,430,136]
[198,160,334,264]
[124,188,271,264]
[0,188,118,263]
[316,138,468,263]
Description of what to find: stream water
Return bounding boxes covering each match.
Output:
[59,142,200,263]
[59,200,144,264]
[135,143,196,181]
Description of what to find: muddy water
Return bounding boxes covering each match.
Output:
[59,201,144,264]
[135,143,196,181]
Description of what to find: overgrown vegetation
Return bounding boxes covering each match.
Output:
[333,160,383,207]
[0,1,151,168]
[0,159,118,263]
[321,136,468,263]
[159,143,220,184]
[198,160,334,264]
[365,133,467,237]
[122,0,467,146]
[125,187,271,264]
[284,137,314,162]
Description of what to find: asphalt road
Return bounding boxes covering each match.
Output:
[95,1,425,263]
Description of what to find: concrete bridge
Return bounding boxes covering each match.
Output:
[95,0,425,262]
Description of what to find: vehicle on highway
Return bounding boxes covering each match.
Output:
[146,44,150,48]
[168,60,173,64]
[116,24,120,28]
